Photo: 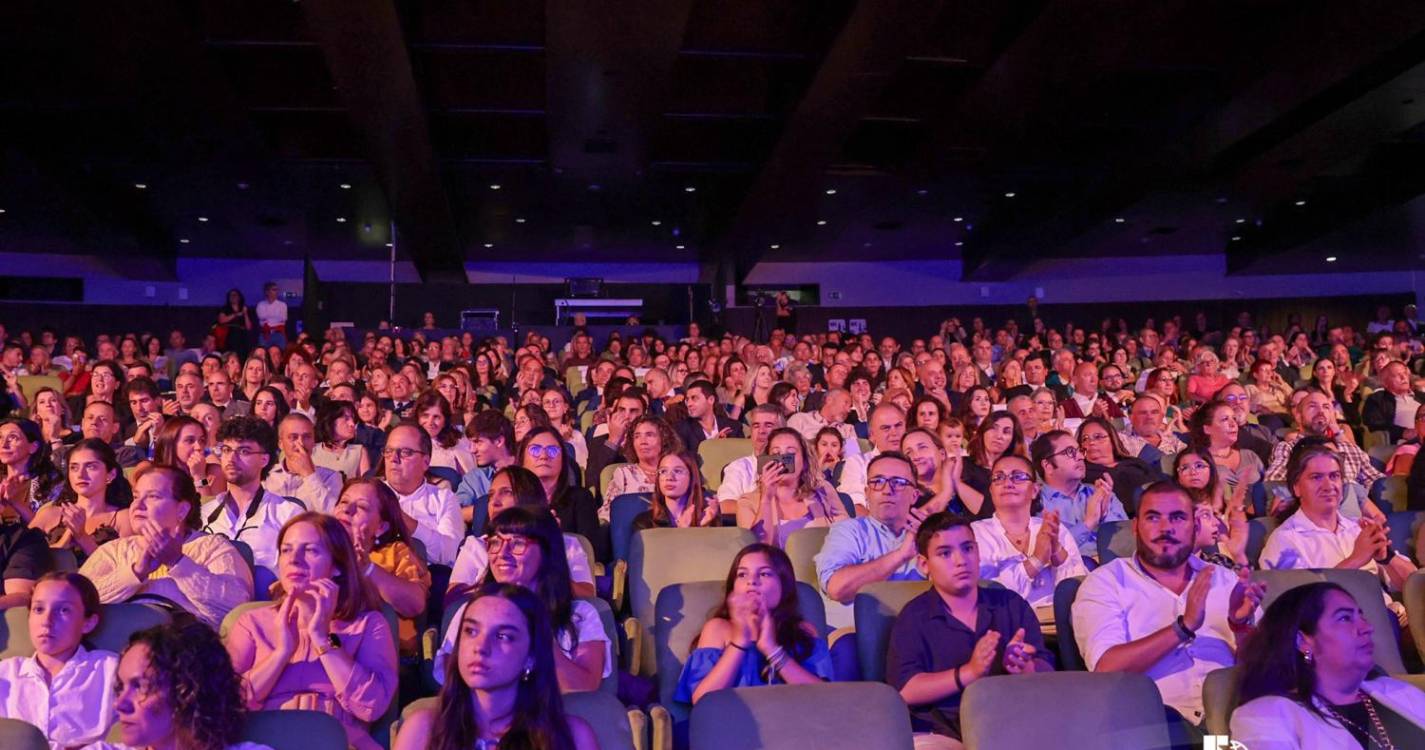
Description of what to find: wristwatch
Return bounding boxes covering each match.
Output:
[1172,615,1196,643]
[314,633,341,656]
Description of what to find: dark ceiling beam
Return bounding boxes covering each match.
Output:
[544,0,697,185]
[298,0,465,283]
[717,0,946,281]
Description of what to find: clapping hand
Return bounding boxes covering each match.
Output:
[1002,628,1037,674]
[1180,566,1214,633]
[1228,568,1266,627]
[1084,474,1114,530]
[304,579,340,642]
[963,630,1002,683]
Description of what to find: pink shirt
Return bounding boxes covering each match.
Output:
[226,605,397,750]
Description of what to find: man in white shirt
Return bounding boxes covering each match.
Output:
[255,282,288,348]
[382,423,464,566]
[199,417,303,580]
[788,388,862,458]
[1259,443,1415,620]
[1073,482,1265,729]
[837,403,907,511]
[263,414,344,514]
[715,404,784,512]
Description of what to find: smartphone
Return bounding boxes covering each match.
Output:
[758,453,795,474]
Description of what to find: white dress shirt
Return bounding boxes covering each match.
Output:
[835,449,882,509]
[449,533,594,589]
[386,481,464,566]
[78,532,255,629]
[0,646,118,750]
[1259,509,1380,577]
[263,461,344,514]
[1072,556,1248,722]
[715,454,759,505]
[199,489,304,575]
[971,516,1088,608]
[431,438,477,475]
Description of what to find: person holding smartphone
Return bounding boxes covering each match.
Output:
[736,427,847,548]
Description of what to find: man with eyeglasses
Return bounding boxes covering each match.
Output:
[262,414,343,514]
[198,416,302,581]
[381,423,463,567]
[972,454,1087,609]
[836,403,907,512]
[1030,430,1125,554]
[816,452,927,627]
[1058,362,1123,421]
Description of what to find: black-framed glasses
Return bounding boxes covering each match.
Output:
[527,444,561,459]
[216,445,267,459]
[990,470,1034,485]
[486,535,533,556]
[381,447,428,462]
[867,476,915,493]
[1052,446,1082,460]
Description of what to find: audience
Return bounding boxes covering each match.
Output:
[200,416,305,581]
[226,512,397,750]
[380,423,463,567]
[714,404,785,511]
[603,415,681,515]
[262,414,344,514]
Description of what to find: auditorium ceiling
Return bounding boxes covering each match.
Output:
[4,0,1425,281]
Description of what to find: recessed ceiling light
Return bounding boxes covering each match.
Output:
[134,183,147,190]
[816,220,827,226]
[385,242,393,248]
[1326,256,1338,262]
[339,183,351,190]
[651,220,662,226]
[863,242,872,248]
[684,186,696,193]
[825,189,837,195]
[769,243,780,249]
[489,184,501,190]
[197,216,209,222]
[1235,218,1246,224]
[588,184,601,191]
[515,218,526,224]
[483,243,494,248]
[0,208,6,214]
[1114,217,1126,223]
[955,241,964,247]
[1231,235,1242,241]
[336,217,347,223]
[179,238,190,244]
[1295,200,1307,206]
[916,189,928,196]
[676,244,686,249]
[953,217,963,222]
[1004,192,1016,198]
[236,181,249,190]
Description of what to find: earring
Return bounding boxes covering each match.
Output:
[521,666,533,682]
[1302,650,1314,664]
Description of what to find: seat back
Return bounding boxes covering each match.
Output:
[690,683,913,750]
[571,533,597,576]
[586,596,622,696]
[51,547,78,573]
[853,579,931,682]
[89,602,172,653]
[0,606,33,659]
[1053,576,1086,671]
[609,493,652,562]
[427,466,463,489]
[1201,666,1240,736]
[565,366,587,396]
[1246,516,1279,569]
[1386,511,1425,561]
[599,463,620,498]
[1253,568,1406,674]
[220,601,271,641]
[16,374,63,406]
[961,672,1173,750]
[1405,571,1425,661]
[241,709,349,750]
[1382,475,1410,512]
[566,690,638,750]
[697,438,754,491]
[0,718,49,750]
[654,580,827,729]
[785,526,830,587]
[1096,520,1136,563]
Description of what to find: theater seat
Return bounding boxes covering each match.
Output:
[1386,510,1424,561]
[393,693,649,750]
[0,607,34,659]
[610,493,653,563]
[689,683,912,750]
[1052,576,1086,671]
[0,717,48,750]
[696,438,753,492]
[1402,570,1425,659]
[785,526,829,588]
[853,579,931,682]
[1201,666,1240,736]
[961,672,1173,750]
[89,602,171,653]
[1096,520,1136,563]
[627,527,755,676]
[240,709,348,750]
[52,547,78,573]
[1252,568,1405,674]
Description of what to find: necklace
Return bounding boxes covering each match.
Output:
[1322,691,1396,750]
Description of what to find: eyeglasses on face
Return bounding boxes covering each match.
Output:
[486,535,533,556]
[217,445,267,459]
[866,476,915,493]
[381,447,428,461]
[1051,446,1082,460]
[657,467,690,478]
[527,444,561,459]
[1176,461,1210,473]
[990,470,1034,485]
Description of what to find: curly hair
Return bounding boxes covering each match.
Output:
[122,622,247,750]
[620,414,683,464]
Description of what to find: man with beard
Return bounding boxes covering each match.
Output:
[1073,482,1265,735]
[1265,388,1383,490]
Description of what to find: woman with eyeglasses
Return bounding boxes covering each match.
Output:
[434,507,611,694]
[1175,448,1252,570]
[737,427,847,548]
[541,387,588,473]
[971,454,1086,608]
[1077,416,1166,516]
[636,451,718,531]
[447,466,596,602]
[519,426,603,562]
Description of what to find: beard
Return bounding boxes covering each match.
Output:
[1137,536,1193,569]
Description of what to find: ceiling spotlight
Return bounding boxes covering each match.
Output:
[134,183,147,190]
[1231,235,1242,241]
[336,217,347,223]
[955,241,964,247]
[384,242,393,248]
[953,217,963,222]
[236,182,249,190]
[489,184,501,190]
[1294,200,1307,206]
[769,243,780,249]
[684,186,696,193]
[1326,256,1338,262]
[197,216,209,222]
[916,189,928,196]
[587,184,602,191]
[515,218,526,224]
[1004,192,1016,198]
[179,238,190,244]
[816,220,827,226]
[0,208,6,214]
[825,189,837,195]
[1235,218,1246,224]
[1114,217,1126,223]
[483,242,494,248]
[651,220,662,226]
[676,244,686,249]
[339,183,351,190]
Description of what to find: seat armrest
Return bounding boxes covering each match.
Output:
[623,617,643,676]
[627,707,650,750]
[649,703,673,750]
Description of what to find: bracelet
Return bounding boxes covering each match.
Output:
[953,666,964,691]
[767,646,788,672]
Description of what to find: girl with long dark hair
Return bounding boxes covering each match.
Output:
[30,437,132,557]
[395,583,597,750]
[0,417,65,521]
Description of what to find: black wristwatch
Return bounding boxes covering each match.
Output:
[1172,615,1196,643]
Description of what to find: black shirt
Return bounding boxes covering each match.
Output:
[0,521,52,583]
